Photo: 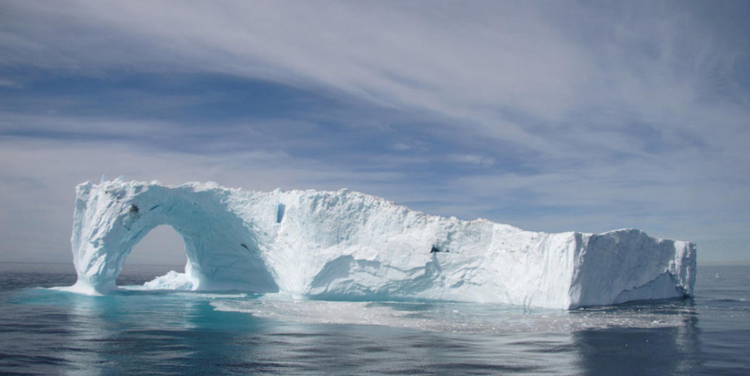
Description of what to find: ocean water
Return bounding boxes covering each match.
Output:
[0,263,748,375]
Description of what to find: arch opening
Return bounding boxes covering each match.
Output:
[116,225,187,288]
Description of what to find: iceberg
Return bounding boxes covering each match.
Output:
[68,179,696,309]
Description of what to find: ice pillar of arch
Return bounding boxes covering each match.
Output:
[70,180,279,294]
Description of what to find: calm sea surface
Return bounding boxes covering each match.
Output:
[0,262,748,375]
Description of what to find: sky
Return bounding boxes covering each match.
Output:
[0,0,749,265]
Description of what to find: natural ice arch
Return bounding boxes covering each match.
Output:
[69,180,279,294]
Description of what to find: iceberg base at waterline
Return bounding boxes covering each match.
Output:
[66,179,696,309]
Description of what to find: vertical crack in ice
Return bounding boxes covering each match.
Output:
[276,203,285,223]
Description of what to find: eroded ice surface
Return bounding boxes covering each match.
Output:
[67,179,696,309]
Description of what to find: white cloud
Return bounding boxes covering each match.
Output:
[391,143,411,151]
[3,1,746,162]
[0,3,692,144]
[447,154,495,167]
[0,78,20,88]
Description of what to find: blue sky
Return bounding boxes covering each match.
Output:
[1,1,749,264]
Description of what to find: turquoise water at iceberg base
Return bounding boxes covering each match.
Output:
[0,263,749,375]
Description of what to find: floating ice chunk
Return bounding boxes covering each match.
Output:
[68,180,696,309]
[142,271,195,290]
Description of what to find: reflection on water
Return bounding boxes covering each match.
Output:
[572,301,702,375]
[0,289,699,375]
[0,263,748,375]
[62,294,107,376]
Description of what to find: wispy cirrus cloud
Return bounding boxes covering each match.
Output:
[0,1,749,262]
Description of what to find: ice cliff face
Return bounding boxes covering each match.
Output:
[69,179,696,309]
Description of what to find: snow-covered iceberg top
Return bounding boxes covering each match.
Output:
[68,179,696,309]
